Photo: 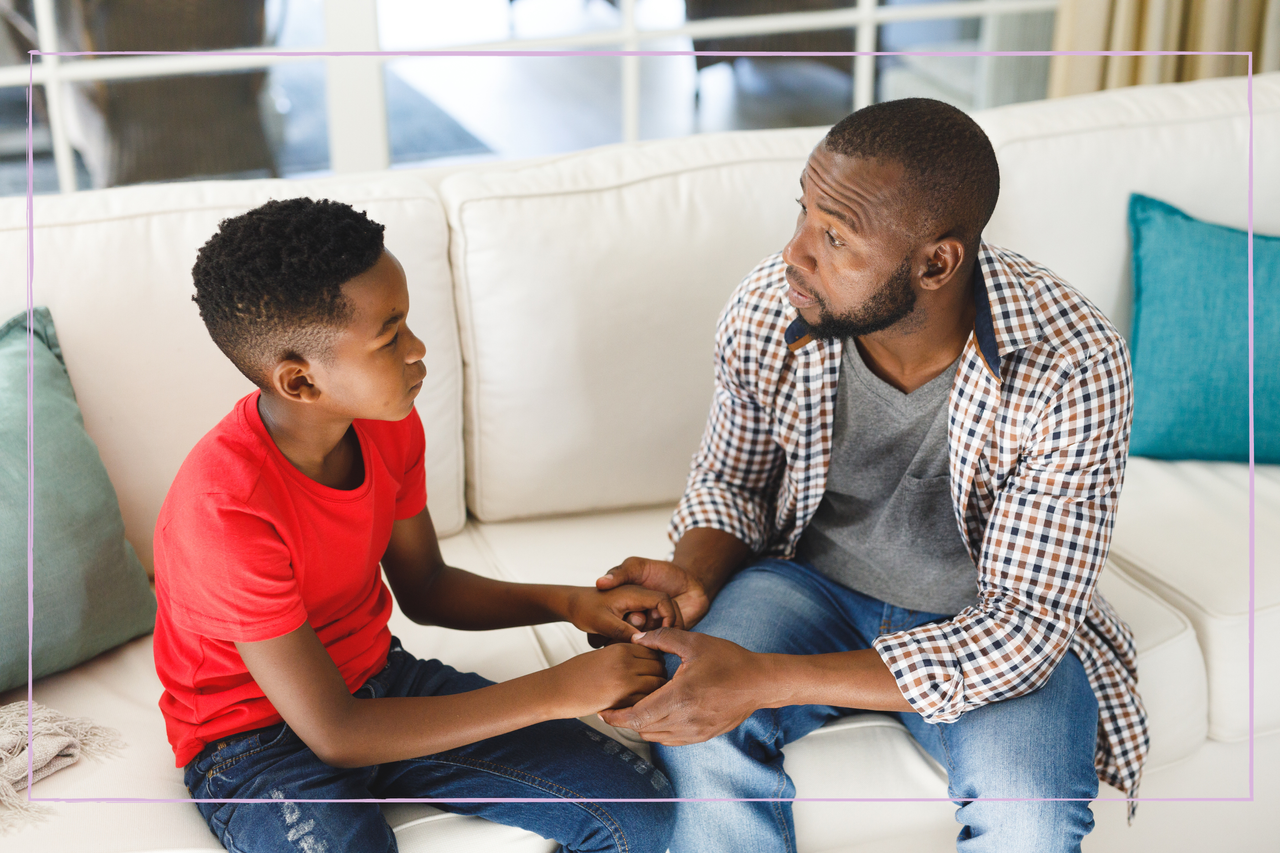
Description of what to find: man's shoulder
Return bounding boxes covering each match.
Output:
[719,252,793,342]
[983,243,1127,370]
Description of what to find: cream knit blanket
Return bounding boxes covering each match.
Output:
[0,700,122,833]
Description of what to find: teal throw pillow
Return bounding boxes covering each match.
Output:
[0,307,156,694]
[1128,194,1279,463]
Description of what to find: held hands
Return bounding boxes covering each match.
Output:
[599,628,768,746]
[595,557,712,632]
[546,643,668,719]
[563,584,685,647]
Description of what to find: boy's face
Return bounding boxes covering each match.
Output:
[307,249,427,421]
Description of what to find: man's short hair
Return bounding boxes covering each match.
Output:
[823,98,999,253]
[192,197,386,389]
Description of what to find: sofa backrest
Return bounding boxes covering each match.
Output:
[443,72,1277,524]
[440,127,826,522]
[0,175,466,573]
[978,72,1280,338]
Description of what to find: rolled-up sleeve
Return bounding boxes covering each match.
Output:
[875,339,1133,722]
[669,284,786,553]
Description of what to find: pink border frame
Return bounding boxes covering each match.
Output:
[23,47,1256,810]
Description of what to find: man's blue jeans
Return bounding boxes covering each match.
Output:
[184,638,676,853]
[652,559,1099,853]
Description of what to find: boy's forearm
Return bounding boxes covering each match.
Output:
[410,564,576,630]
[318,668,567,767]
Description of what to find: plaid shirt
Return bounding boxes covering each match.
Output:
[671,243,1148,805]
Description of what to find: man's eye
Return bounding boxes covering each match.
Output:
[795,197,806,213]
[826,231,843,248]
[385,332,399,349]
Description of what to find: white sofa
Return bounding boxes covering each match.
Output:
[2,72,1277,852]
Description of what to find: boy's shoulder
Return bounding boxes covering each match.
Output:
[162,393,272,517]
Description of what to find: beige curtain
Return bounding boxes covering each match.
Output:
[1049,0,1280,97]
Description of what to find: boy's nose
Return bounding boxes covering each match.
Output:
[404,326,427,363]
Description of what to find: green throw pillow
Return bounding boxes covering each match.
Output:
[1128,193,1279,464]
[0,307,156,693]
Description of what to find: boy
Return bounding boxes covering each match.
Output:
[152,198,678,853]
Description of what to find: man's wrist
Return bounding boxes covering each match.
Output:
[757,653,810,709]
[671,527,754,603]
[758,650,914,713]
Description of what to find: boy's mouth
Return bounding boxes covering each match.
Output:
[408,363,427,392]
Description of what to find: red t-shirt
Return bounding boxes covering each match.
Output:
[152,392,427,767]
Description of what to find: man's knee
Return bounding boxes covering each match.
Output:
[953,798,1095,853]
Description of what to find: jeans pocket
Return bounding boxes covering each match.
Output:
[199,723,291,795]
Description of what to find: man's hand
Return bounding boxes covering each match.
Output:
[598,628,773,745]
[596,557,712,632]
[562,585,684,646]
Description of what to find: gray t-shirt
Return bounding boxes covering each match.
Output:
[796,341,978,615]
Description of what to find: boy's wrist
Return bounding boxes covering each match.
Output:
[523,583,577,625]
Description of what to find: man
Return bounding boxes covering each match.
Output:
[597,98,1148,852]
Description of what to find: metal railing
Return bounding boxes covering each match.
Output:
[1,0,1060,192]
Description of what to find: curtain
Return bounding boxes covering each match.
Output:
[1048,0,1280,97]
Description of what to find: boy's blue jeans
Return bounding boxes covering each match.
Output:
[184,638,676,853]
[652,558,1100,853]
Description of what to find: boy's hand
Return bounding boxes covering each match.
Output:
[562,584,684,647]
[544,643,668,719]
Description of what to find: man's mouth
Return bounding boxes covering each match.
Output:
[785,268,818,308]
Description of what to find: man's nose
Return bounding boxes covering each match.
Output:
[782,225,817,273]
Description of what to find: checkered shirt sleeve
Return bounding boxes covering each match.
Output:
[669,257,790,552]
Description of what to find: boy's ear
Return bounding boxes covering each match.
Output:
[269,357,321,404]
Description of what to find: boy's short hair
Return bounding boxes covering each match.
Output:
[823,98,1000,254]
[192,197,386,390]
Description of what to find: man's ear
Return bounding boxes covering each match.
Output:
[919,237,967,292]
[268,356,321,404]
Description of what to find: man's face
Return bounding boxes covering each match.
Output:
[782,146,920,340]
[308,249,428,421]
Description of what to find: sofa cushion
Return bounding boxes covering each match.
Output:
[439,127,826,522]
[0,172,465,574]
[1126,193,1279,463]
[977,71,1280,336]
[1109,456,1279,742]
[0,308,156,694]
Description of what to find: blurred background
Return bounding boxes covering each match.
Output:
[1,0,1276,196]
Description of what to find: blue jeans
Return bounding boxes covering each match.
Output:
[652,559,1099,853]
[185,638,675,853]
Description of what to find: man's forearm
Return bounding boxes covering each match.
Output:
[759,649,914,714]
[672,527,754,603]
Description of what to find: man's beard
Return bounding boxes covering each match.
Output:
[794,254,917,341]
